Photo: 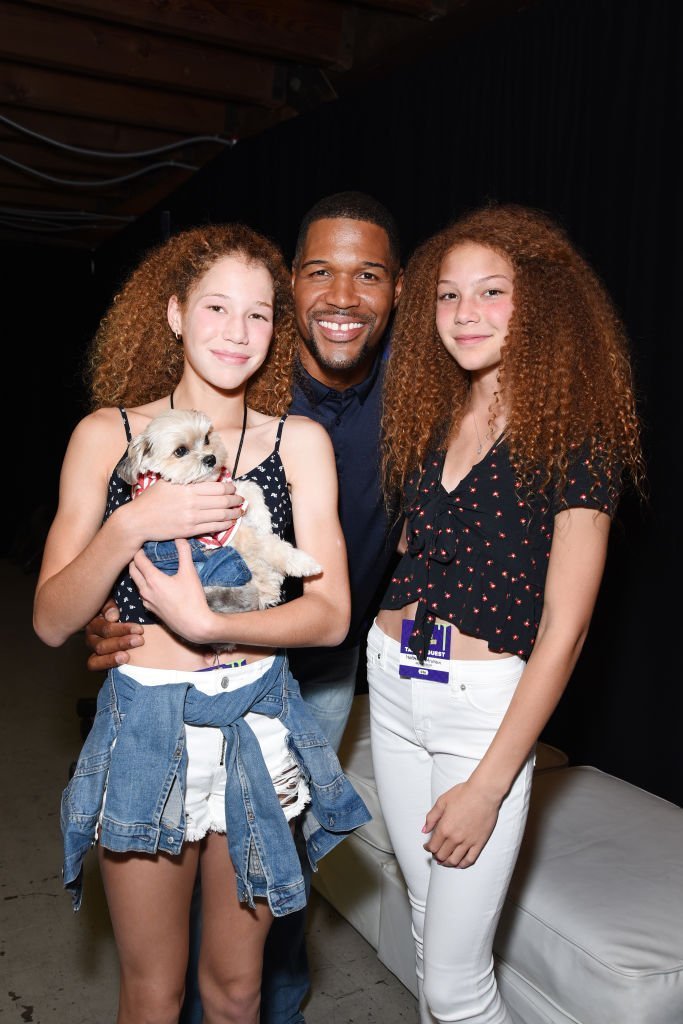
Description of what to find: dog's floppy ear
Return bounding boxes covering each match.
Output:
[118,434,153,484]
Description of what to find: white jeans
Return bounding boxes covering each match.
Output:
[367,622,535,1024]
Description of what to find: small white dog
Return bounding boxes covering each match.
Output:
[118,408,321,613]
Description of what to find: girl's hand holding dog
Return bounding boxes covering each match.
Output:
[125,478,243,546]
[129,539,215,644]
[422,779,501,868]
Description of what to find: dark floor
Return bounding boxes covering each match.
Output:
[0,559,417,1023]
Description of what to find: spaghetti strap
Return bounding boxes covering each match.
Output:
[273,414,288,453]
[118,407,132,443]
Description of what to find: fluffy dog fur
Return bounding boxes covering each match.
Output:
[118,408,321,614]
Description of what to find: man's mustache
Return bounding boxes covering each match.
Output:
[309,308,374,324]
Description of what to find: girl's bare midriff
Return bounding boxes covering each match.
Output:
[376,604,514,661]
[126,626,275,671]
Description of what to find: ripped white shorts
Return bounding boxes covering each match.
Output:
[120,658,311,842]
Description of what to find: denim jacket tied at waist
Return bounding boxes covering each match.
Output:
[61,655,370,916]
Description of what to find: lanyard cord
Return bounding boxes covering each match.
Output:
[231,399,248,477]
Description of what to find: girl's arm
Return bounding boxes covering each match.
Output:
[423,506,611,867]
[34,409,238,647]
[129,418,351,648]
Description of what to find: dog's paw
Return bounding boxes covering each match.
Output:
[285,549,322,578]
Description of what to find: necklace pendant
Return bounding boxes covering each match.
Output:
[470,407,484,457]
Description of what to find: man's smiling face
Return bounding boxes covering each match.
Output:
[292,218,402,388]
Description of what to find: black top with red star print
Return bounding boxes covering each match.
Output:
[380,436,618,662]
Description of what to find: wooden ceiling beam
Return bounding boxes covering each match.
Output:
[0,137,223,186]
[0,223,113,248]
[0,182,119,213]
[0,137,135,177]
[0,176,155,246]
[107,165,205,220]
[0,211,124,239]
[0,164,137,203]
[0,105,216,155]
[352,0,447,18]
[0,2,285,106]
[0,62,240,135]
[332,0,523,94]
[22,0,354,70]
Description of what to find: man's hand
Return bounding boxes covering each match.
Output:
[84,599,145,672]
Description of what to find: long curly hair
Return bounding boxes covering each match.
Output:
[382,203,645,506]
[88,223,298,415]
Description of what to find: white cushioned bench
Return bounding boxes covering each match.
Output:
[313,695,683,1023]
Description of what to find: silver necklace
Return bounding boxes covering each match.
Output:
[471,410,485,456]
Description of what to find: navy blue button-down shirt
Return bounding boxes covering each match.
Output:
[287,354,401,653]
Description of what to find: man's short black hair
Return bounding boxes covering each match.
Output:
[293,191,401,270]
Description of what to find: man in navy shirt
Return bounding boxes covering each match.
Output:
[286,194,403,752]
[85,192,404,1023]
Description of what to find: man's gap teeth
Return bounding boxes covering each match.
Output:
[318,321,365,331]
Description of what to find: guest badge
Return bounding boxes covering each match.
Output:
[399,619,451,684]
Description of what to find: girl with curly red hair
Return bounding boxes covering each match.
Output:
[33,225,364,1024]
[370,204,644,1024]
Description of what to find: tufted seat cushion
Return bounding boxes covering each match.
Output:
[316,696,683,1023]
[495,766,683,1024]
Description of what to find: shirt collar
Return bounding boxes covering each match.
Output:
[294,350,383,408]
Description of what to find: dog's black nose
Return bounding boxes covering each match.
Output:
[203,454,217,468]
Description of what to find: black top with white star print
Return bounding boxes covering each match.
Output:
[103,413,293,625]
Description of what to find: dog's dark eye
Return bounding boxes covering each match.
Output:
[173,446,189,458]
[204,434,210,445]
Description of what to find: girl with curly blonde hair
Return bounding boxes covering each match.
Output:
[34,224,362,1024]
[369,204,644,1024]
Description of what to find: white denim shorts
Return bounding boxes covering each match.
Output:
[120,659,310,842]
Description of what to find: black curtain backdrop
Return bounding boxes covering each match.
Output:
[13,0,679,803]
